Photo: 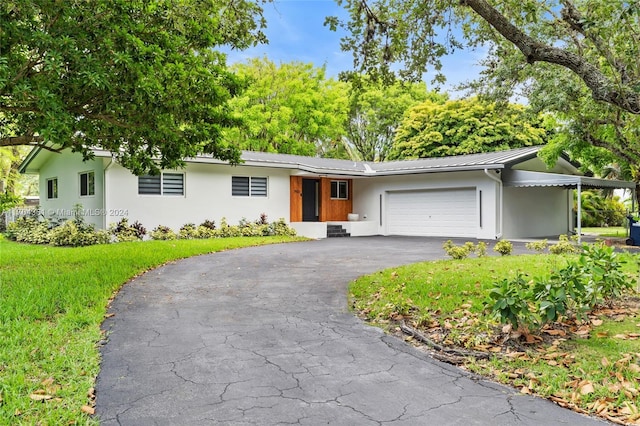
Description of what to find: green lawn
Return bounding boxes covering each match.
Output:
[581,226,628,237]
[0,236,303,425]
[350,252,640,424]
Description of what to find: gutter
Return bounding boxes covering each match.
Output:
[484,168,503,239]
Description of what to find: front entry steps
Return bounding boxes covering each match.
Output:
[327,224,350,238]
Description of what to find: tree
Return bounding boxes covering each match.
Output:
[328,0,640,165]
[389,97,552,160]
[225,58,349,157]
[344,79,436,161]
[0,0,268,174]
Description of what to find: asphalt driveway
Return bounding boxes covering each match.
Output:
[96,237,605,425]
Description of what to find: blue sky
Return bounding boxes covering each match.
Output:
[225,0,487,96]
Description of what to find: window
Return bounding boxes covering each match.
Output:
[232,176,267,197]
[138,173,184,196]
[330,180,348,200]
[79,171,95,196]
[47,178,58,199]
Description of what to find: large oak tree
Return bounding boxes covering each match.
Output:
[328,0,640,173]
[0,0,268,174]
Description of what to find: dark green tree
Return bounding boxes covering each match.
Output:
[0,0,268,174]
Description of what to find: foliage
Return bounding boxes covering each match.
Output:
[225,58,349,157]
[49,219,110,247]
[487,243,635,330]
[525,239,548,253]
[178,223,199,240]
[0,235,300,424]
[343,79,434,161]
[493,239,513,256]
[5,216,51,244]
[149,225,177,241]
[110,218,146,242]
[443,240,488,259]
[200,219,216,230]
[329,0,640,191]
[487,272,536,330]
[389,97,551,160]
[576,190,626,227]
[0,189,21,212]
[1,0,269,174]
[548,234,580,255]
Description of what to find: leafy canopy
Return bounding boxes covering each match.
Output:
[344,78,435,161]
[389,97,552,160]
[328,0,640,170]
[0,0,269,174]
[225,58,349,157]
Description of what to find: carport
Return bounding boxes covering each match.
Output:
[503,169,637,242]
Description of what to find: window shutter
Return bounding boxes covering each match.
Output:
[232,176,250,196]
[138,175,161,194]
[162,173,184,195]
[250,177,267,197]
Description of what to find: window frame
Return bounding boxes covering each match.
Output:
[330,180,349,200]
[232,176,268,198]
[138,172,184,196]
[46,177,58,199]
[79,171,95,197]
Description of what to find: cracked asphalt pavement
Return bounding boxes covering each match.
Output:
[96,237,606,425]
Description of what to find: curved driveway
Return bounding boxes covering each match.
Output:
[96,237,604,425]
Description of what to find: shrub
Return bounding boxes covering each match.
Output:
[6,217,51,244]
[150,225,177,240]
[487,272,536,331]
[110,218,146,242]
[443,240,471,260]
[197,225,217,239]
[178,223,199,239]
[493,239,513,256]
[257,213,268,225]
[475,241,488,257]
[268,218,296,236]
[49,220,110,247]
[199,219,216,230]
[525,239,548,253]
[549,234,580,255]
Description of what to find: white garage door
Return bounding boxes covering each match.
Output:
[387,188,477,237]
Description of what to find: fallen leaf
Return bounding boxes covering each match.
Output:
[520,386,531,394]
[629,364,640,374]
[30,394,53,401]
[596,332,609,338]
[613,334,628,340]
[543,329,567,336]
[579,382,595,395]
[602,357,611,367]
[81,405,95,415]
[591,318,604,326]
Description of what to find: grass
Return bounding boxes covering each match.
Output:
[0,235,303,425]
[581,226,628,238]
[349,252,640,424]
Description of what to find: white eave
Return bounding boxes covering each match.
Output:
[503,169,636,189]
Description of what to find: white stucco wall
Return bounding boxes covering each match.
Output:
[37,151,106,228]
[352,171,500,239]
[104,162,291,231]
[502,187,571,238]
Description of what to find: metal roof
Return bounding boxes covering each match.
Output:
[503,170,636,189]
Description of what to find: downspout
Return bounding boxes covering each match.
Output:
[576,181,582,244]
[103,157,115,229]
[484,169,503,239]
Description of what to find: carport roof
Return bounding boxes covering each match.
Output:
[503,169,636,189]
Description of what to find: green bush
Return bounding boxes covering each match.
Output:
[475,241,488,257]
[110,218,146,242]
[549,234,579,255]
[443,240,472,260]
[525,239,548,253]
[197,225,217,239]
[6,217,51,244]
[486,242,636,333]
[268,218,296,236]
[178,223,199,239]
[493,239,513,256]
[149,225,177,240]
[49,220,110,247]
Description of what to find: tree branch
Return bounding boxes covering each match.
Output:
[461,0,640,114]
[0,135,62,153]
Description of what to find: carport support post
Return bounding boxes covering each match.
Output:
[576,182,582,244]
